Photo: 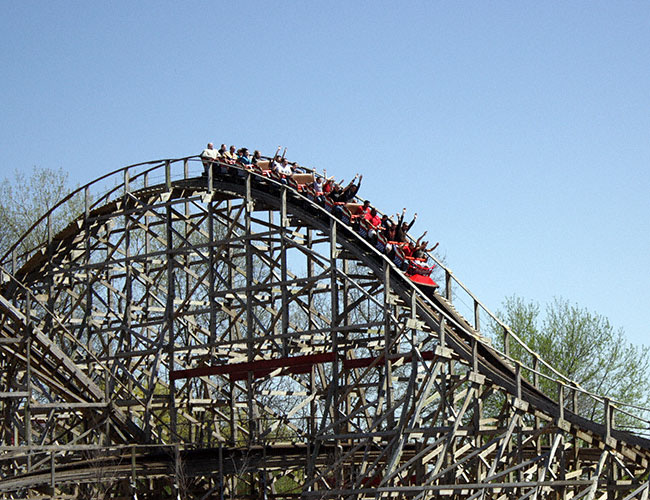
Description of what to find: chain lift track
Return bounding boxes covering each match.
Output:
[1,156,649,499]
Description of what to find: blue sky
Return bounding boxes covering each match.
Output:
[2,2,649,348]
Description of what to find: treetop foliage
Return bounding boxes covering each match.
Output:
[0,166,83,262]
[494,295,650,424]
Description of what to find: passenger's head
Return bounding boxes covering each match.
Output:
[363,200,370,208]
[229,145,236,153]
[220,144,227,150]
[207,142,214,149]
[253,150,260,158]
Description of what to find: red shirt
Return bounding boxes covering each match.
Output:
[365,211,381,228]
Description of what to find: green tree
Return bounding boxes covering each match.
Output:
[493,296,650,428]
[0,166,83,263]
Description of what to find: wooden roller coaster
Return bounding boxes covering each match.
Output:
[1,155,649,499]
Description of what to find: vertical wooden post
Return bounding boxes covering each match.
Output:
[280,188,289,355]
[47,213,52,245]
[445,270,452,302]
[131,446,137,495]
[166,197,177,441]
[226,198,238,447]
[472,337,478,374]
[604,398,612,441]
[50,450,56,496]
[124,168,130,194]
[165,160,172,191]
[208,158,214,193]
[383,261,394,428]
[307,228,314,332]
[218,444,224,500]
[208,199,216,347]
[25,293,33,472]
[245,173,257,444]
[330,219,340,432]
[329,218,342,489]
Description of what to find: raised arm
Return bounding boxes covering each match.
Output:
[405,212,418,232]
[397,208,406,226]
[425,242,439,252]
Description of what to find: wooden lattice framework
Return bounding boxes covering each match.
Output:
[1,156,649,499]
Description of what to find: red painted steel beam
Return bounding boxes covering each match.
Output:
[170,349,440,381]
[170,352,336,381]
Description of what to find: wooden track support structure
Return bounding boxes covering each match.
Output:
[1,156,649,499]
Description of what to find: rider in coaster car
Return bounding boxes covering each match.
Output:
[237,148,253,168]
[365,207,382,242]
[200,143,219,175]
[395,208,417,243]
[336,174,363,203]
[224,145,238,165]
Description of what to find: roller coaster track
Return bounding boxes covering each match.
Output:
[1,156,649,499]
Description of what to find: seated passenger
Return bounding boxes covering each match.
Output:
[224,145,238,165]
[360,199,371,216]
[291,163,306,174]
[252,150,262,167]
[201,143,219,175]
[337,174,363,203]
[238,148,253,167]
[323,177,336,195]
[278,157,293,176]
[383,220,398,254]
[328,183,345,216]
[365,207,382,241]
[408,232,427,259]
[402,242,415,258]
[313,176,325,203]
[329,182,346,203]
[414,240,439,259]
[380,214,390,231]
[395,208,417,243]
[273,157,293,184]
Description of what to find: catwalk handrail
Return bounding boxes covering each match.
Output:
[2,154,648,437]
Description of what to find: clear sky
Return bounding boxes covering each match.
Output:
[2,2,649,348]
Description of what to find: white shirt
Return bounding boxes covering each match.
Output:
[201,148,218,160]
